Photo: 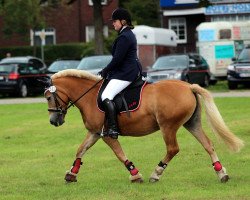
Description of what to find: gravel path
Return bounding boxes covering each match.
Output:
[212,91,250,97]
[0,97,46,105]
[0,91,250,105]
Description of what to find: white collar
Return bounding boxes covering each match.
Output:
[120,26,127,33]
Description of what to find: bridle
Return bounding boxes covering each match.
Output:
[45,78,103,115]
[46,85,68,115]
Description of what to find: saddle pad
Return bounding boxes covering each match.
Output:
[97,80,147,114]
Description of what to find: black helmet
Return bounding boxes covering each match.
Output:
[111,8,132,26]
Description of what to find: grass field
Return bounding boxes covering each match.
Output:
[0,97,250,200]
[207,80,250,92]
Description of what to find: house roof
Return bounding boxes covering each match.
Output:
[132,25,177,47]
[163,7,205,16]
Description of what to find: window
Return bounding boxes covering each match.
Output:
[211,15,250,22]
[219,29,231,39]
[30,28,56,46]
[88,0,107,6]
[169,18,187,44]
[85,26,109,42]
[18,64,29,74]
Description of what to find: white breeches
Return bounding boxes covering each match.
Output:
[101,79,131,101]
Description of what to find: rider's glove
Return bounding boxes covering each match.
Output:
[98,68,108,78]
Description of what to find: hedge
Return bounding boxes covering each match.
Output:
[0,41,112,65]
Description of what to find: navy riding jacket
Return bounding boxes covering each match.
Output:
[104,27,141,82]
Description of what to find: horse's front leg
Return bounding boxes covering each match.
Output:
[102,137,143,183]
[65,132,100,183]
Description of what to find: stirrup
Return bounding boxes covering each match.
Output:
[101,129,119,139]
[107,129,119,139]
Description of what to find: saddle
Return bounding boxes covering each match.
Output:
[97,76,148,117]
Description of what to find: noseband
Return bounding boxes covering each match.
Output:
[45,78,103,115]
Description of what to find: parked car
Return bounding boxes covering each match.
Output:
[227,45,250,89]
[77,55,112,74]
[0,56,48,97]
[47,59,80,75]
[147,53,211,87]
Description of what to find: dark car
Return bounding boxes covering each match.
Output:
[147,53,211,87]
[0,56,48,97]
[47,59,80,74]
[77,55,112,74]
[227,46,250,89]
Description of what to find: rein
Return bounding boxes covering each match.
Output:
[47,78,103,114]
[67,78,103,110]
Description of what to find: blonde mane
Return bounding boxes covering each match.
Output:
[51,69,102,81]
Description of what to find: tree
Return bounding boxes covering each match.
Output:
[0,0,46,37]
[0,0,213,55]
[92,0,104,55]
[0,0,46,55]
[41,0,105,54]
[120,0,161,27]
[65,0,105,54]
[198,0,211,7]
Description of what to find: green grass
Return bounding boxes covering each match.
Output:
[207,81,229,92]
[207,80,250,92]
[0,98,250,200]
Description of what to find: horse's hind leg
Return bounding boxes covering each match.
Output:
[149,126,179,183]
[184,110,229,183]
[102,137,143,183]
[65,132,100,182]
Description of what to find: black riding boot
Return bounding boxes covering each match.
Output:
[102,98,119,139]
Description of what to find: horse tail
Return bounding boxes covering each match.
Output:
[190,84,244,152]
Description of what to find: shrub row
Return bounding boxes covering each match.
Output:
[0,37,115,65]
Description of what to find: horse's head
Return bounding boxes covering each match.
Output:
[42,69,103,127]
[44,81,70,127]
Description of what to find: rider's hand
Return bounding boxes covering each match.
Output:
[98,69,108,78]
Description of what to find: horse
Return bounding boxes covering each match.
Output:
[43,69,244,183]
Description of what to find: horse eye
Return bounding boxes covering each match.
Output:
[46,96,51,101]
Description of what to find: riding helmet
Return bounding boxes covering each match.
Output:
[111,8,133,26]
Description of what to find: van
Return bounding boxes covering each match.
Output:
[227,46,250,89]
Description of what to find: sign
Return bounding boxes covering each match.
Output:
[206,3,250,15]
[160,0,198,7]
[215,45,234,59]
[175,0,198,4]
[209,0,250,3]
[39,30,46,46]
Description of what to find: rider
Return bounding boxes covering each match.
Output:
[99,8,141,139]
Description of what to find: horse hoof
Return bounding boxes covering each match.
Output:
[149,178,159,183]
[131,178,143,183]
[221,175,229,183]
[130,173,143,183]
[65,173,77,183]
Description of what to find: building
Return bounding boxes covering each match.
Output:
[160,0,250,53]
[0,0,118,47]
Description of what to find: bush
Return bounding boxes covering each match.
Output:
[0,44,84,65]
[44,43,84,64]
[0,34,116,65]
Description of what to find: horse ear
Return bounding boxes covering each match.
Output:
[38,77,52,87]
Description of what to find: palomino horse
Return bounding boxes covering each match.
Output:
[44,69,244,183]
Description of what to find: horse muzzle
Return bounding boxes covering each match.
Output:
[49,113,65,127]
